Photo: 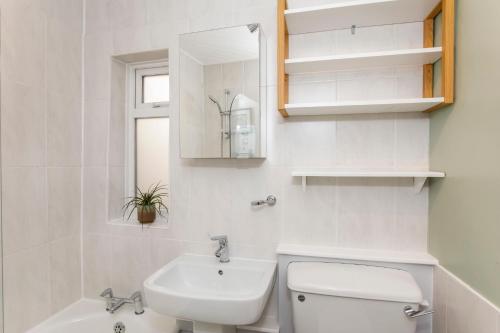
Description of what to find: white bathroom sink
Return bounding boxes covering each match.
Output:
[144,254,276,326]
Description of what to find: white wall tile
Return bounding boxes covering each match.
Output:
[394,182,428,251]
[85,0,112,34]
[289,73,336,104]
[3,245,51,333]
[2,167,48,255]
[108,166,125,221]
[433,266,500,333]
[48,167,81,241]
[285,118,336,168]
[1,0,46,87]
[445,268,499,333]
[113,25,152,54]
[44,0,83,33]
[111,234,151,296]
[335,25,395,55]
[84,99,110,167]
[84,233,112,298]
[394,22,424,49]
[107,0,147,30]
[1,1,84,330]
[50,236,82,313]
[289,31,335,58]
[336,115,395,168]
[186,0,233,32]
[84,32,113,101]
[46,20,82,98]
[336,179,397,249]
[395,113,430,170]
[396,67,423,98]
[109,60,126,167]
[83,167,110,234]
[47,92,82,166]
[433,266,448,333]
[1,83,46,167]
[282,177,336,246]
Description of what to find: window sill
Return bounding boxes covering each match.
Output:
[108,215,169,229]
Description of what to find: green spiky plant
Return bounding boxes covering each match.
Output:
[123,183,168,224]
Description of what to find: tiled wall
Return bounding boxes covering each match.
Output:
[0,0,83,332]
[433,265,500,333]
[82,0,429,324]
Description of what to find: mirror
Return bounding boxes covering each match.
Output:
[180,24,266,159]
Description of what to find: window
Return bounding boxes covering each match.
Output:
[135,66,170,108]
[127,62,170,217]
[136,118,170,192]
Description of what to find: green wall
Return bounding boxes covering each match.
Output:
[430,0,500,306]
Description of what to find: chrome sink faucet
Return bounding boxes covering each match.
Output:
[100,288,144,315]
[211,235,230,263]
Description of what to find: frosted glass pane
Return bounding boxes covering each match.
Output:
[143,75,169,103]
[136,118,169,193]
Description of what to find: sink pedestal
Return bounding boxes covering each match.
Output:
[193,322,235,333]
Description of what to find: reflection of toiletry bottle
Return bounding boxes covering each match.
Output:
[235,125,255,158]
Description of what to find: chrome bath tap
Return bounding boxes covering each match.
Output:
[211,235,230,263]
[100,288,144,315]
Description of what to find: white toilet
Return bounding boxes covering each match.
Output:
[288,262,429,333]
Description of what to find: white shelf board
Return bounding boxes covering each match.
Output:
[285,47,442,74]
[292,169,445,192]
[285,97,445,116]
[291,170,445,178]
[277,244,439,266]
[285,0,441,35]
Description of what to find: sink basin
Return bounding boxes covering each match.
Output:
[144,254,276,326]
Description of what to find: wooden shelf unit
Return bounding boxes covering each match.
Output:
[277,0,455,117]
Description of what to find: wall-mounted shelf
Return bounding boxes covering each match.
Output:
[284,0,441,35]
[285,47,442,74]
[277,244,439,266]
[285,97,445,116]
[291,169,445,192]
[278,0,456,117]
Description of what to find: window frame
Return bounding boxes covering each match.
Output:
[125,61,171,220]
[135,66,170,109]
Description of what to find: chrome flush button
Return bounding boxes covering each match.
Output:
[298,295,306,302]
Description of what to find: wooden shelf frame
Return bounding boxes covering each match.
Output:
[424,0,455,112]
[277,0,289,117]
[277,0,455,117]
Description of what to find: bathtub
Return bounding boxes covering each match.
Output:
[27,299,178,333]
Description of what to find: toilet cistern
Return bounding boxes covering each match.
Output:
[211,235,230,263]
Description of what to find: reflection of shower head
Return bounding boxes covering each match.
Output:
[229,94,242,113]
[247,23,259,33]
[208,95,223,114]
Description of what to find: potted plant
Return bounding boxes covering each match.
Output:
[123,183,168,224]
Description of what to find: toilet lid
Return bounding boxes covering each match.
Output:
[287,262,423,303]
